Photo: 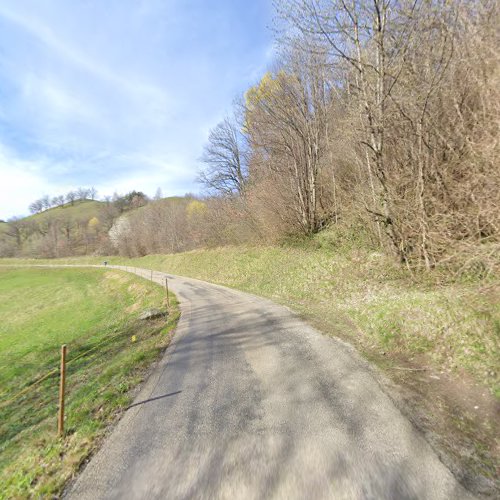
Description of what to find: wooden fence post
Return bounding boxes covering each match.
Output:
[165,277,170,308]
[58,345,67,437]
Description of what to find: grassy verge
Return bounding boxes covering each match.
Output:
[0,267,178,499]
[106,246,498,394]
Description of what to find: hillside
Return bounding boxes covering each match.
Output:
[25,199,104,223]
[0,199,107,258]
[0,196,198,259]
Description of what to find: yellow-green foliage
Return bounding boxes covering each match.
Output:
[186,200,207,220]
[244,71,288,131]
[88,216,100,231]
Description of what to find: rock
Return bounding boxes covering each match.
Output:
[138,308,167,320]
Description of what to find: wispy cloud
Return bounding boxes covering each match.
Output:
[0,4,169,102]
[0,0,274,219]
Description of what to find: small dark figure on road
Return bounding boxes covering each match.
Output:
[103,261,108,266]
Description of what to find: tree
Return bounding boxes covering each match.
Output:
[199,116,248,196]
[55,195,65,207]
[76,187,90,200]
[89,187,98,200]
[5,217,25,248]
[66,191,76,206]
[154,187,163,200]
[244,48,332,235]
[88,216,100,233]
[29,199,43,214]
[276,0,500,267]
[41,195,51,210]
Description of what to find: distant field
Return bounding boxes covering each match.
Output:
[0,267,178,499]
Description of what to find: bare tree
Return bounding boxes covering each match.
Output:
[76,187,90,200]
[40,195,51,210]
[29,199,43,214]
[4,217,25,249]
[66,191,76,206]
[244,47,332,235]
[199,116,248,196]
[55,195,66,207]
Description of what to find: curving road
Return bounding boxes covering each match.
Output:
[66,265,474,500]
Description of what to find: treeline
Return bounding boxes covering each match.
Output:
[2,1,498,273]
[29,187,98,214]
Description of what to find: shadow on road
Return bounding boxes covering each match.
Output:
[126,391,182,410]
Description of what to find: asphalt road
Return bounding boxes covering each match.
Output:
[66,265,474,500]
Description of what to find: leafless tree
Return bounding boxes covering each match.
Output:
[66,191,76,206]
[29,199,43,214]
[76,187,90,201]
[244,47,333,235]
[199,116,248,196]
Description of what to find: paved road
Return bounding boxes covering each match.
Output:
[66,265,473,500]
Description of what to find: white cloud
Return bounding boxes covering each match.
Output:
[0,144,70,219]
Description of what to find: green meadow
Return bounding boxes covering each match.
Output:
[0,267,178,499]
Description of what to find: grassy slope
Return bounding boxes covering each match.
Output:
[0,267,178,499]
[24,199,104,223]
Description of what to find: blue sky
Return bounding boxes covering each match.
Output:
[0,0,274,219]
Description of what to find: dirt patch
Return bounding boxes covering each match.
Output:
[385,356,499,497]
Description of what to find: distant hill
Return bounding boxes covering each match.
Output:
[0,199,107,258]
[0,196,193,258]
[26,199,104,223]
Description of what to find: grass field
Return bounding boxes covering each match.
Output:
[0,267,178,499]
[24,199,104,224]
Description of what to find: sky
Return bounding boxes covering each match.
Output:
[0,0,274,220]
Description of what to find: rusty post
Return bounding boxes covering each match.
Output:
[165,277,170,308]
[58,345,67,437]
